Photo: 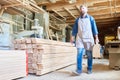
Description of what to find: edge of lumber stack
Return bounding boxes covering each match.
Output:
[14,38,77,75]
[0,50,27,80]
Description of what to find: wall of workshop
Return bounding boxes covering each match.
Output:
[12,15,24,32]
[12,13,33,32]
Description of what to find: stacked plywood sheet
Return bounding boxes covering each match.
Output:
[14,38,77,75]
[0,50,27,80]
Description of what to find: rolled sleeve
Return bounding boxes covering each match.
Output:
[90,16,98,35]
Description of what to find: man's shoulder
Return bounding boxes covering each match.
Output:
[76,17,80,20]
[87,14,94,19]
[75,17,79,22]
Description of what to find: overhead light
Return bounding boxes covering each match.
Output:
[67,0,76,4]
[69,1,72,4]
[49,0,56,3]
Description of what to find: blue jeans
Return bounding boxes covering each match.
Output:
[76,48,93,73]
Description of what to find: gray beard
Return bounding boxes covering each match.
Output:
[80,13,87,18]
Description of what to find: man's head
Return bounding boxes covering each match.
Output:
[79,5,88,15]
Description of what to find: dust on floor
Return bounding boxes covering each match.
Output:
[19,59,120,80]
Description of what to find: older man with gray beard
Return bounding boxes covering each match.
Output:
[71,5,99,75]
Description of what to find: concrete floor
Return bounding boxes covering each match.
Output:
[19,59,120,80]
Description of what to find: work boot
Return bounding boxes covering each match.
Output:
[72,71,81,76]
[87,70,92,74]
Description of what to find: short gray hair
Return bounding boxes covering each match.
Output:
[80,5,87,9]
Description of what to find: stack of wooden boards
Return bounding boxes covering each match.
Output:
[0,50,27,80]
[14,38,77,75]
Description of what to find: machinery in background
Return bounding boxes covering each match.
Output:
[14,19,43,39]
[0,18,43,50]
[105,26,120,70]
[104,26,120,54]
[31,19,43,38]
[117,26,120,40]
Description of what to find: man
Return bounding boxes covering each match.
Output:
[71,5,99,75]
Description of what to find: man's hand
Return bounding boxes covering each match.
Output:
[94,35,99,44]
[70,36,74,43]
[95,38,99,44]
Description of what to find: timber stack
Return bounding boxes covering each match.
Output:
[14,38,77,75]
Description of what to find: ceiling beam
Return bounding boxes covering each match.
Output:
[53,6,120,18]
[64,7,76,19]
[1,3,21,8]
[94,13,120,19]
[65,12,120,21]
[46,1,83,10]
[0,8,4,16]
[50,14,65,23]
[66,18,120,24]
[54,5,120,13]
[92,0,120,7]
[46,0,112,10]
[52,9,65,19]
[0,0,46,13]
[97,23,119,27]
[66,20,119,24]
[37,0,65,5]
[97,21,119,24]
[96,18,120,23]
[75,5,80,12]
[92,0,109,7]
[66,13,120,24]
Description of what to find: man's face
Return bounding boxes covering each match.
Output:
[80,6,88,15]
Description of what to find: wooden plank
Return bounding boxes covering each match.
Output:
[0,8,4,16]
[19,44,26,50]
[25,38,32,43]
[49,24,61,31]
[37,55,76,65]
[36,60,75,75]
[64,7,76,19]
[31,38,73,46]
[46,0,111,10]
[52,9,65,19]
[0,50,27,80]
[75,5,80,12]
[1,3,21,8]
[26,44,33,49]
[93,44,101,58]
[0,0,45,14]
[50,14,65,23]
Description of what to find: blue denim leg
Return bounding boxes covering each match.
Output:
[76,48,85,73]
[86,50,93,71]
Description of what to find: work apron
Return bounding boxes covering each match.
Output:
[76,17,94,50]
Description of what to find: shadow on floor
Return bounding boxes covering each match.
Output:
[92,63,110,72]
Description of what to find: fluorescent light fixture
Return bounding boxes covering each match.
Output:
[49,0,56,3]
[68,0,76,3]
